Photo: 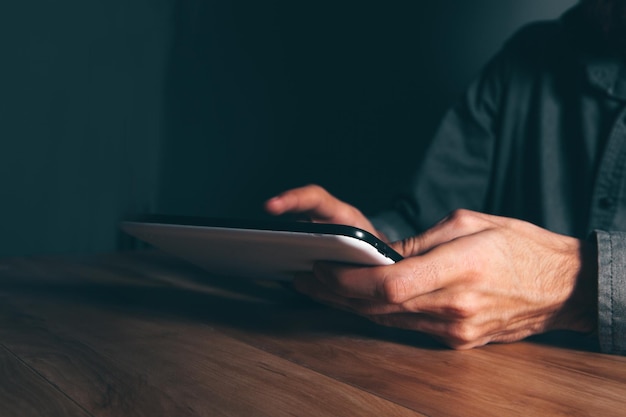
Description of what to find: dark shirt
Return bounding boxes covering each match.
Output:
[372,6,626,354]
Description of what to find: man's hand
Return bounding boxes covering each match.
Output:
[265,184,385,240]
[291,209,598,349]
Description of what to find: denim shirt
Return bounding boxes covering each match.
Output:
[371,6,626,354]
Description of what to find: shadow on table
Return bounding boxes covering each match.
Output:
[0,250,600,353]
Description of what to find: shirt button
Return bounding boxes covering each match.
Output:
[599,196,615,209]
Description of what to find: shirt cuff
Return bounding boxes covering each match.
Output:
[595,230,626,354]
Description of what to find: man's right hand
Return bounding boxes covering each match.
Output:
[264,184,384,240]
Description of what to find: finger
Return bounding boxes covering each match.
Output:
[294,272,419,319]
[264,185,344,221]
[292,272,357,311]
[309,259,421,303]
[292,275,441,317]
[265,185,381,237]
[313,236,480,304]
[392,209,497,257]
[312,262,389,300]
[295,271,497,349]
[340,288,480,318]
[368,313,492,349]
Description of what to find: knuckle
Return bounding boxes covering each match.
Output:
[336,205,357,223]
[448,341,476,351]
[349,206,365,220]
[397,236,423,256]
[444,293,479,319]
[306,183,324,193]
[303,184,327,201]
[445,208,476,229]
[445,322,480,347]
[380,274,411,304]
[393,239,409,256]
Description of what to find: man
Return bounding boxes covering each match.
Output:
[265,0,626,354]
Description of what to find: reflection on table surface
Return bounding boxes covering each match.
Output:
[0,250,623,417]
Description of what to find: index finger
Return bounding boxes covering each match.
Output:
[264,185,341,220]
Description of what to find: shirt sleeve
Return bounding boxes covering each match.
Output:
[595,230,626,354]
[371,41,513,240]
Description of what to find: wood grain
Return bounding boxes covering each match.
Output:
[0,256,423,417]
[216,327,626,417]
[0,251,625,417]
[0,344,89,417]
[107,252,626,417]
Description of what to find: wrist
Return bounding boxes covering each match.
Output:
[555,238,598,333]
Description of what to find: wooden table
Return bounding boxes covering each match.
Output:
[1,251,625,417]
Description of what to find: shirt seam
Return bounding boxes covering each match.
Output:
[609,233,615,351]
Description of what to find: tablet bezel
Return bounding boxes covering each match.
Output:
[121,215,403,280]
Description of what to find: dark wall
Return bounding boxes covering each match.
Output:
[0,1,173,256]
[158,0,577,219]
[0,0,576,257]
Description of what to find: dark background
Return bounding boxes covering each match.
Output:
[0,0,576,257]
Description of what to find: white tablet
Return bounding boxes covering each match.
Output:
[121,215,402,281]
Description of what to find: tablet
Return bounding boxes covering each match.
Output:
[121,215,403,281]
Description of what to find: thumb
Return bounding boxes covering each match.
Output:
[391,209,494,257]
[391,235,433,258]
